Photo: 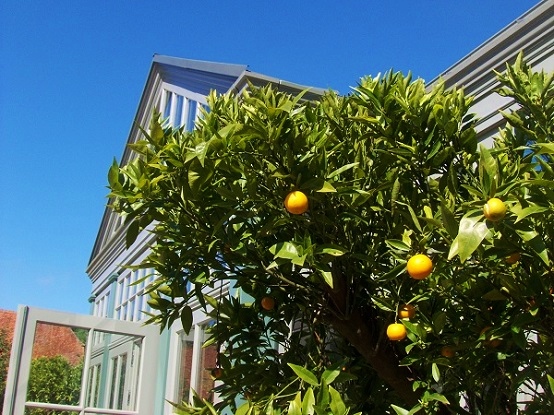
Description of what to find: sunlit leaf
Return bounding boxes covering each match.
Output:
[302,387,315,415]
[288,364,319,386]
[432,363,440,382]
[448,214,489,262]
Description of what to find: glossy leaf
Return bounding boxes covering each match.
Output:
[448,215,489,262]
[288,364,319,386]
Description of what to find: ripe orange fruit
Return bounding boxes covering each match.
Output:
[284,191,309,214]
[261,296,275,311]
[505,252,520,264]
[483,198,506,222]
[407,254,433,280]
[386,323,407,341]
[398,304,416,319]
[441,346,455,358]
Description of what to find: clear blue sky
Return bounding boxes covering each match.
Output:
[0,0,541,315]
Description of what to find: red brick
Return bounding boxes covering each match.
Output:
[0,310,84,365]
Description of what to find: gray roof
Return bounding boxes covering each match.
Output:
[152,54,249,95]
[431,0,554,90]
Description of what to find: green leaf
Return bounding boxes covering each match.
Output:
[269,242,301,260]
[329,386,347,415]
[516,228,550,266]
[547,374,554,395]
[439,201,458,239]
[403,320,426,341]
[302,387,315,415]
[314,244,347,256]
[316,378,330,410]
[320,270,334,288]
[188,158,213,196]
[321,369,340,385]
[391,404,410,415]
[432,311,447,334]
[482,289,508,301]
[288,392,302,415]
[108,158,121,189]
[235,402,251,415]
[371,296,395,312]
[426,393,450,404]
[396,201,423,233]
[180,306,193,334]
[432,363,440,382]
[125,220,140,249]
[288,364,319,386]
[203,294,218,309]
[316,180,337,193]
[513,205,548,223]
[327,162,359,179]
[385,239,410,252]
[448,214,489,263]
[479,144,498,195]
[534,142,554,155]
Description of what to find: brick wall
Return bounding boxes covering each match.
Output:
[0,310,84,365]
[199,344,218,400]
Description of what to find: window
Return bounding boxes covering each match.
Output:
[109,353,128,409]
[158,86,206,131]
[175,94,185,126]
[177,329,195,403]
[198,325,218,401]
[86,363,101,407]
[185,99,198,132]
[114,268,156,322]
[163,90,173,120]
[176,321,218,404]
[93,293,109,318]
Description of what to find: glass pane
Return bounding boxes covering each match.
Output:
[86,363,101,407]
[86,332,142,411]
[175,94,184,126]
[109,353,127,409]
[163,90,173,119]
[198,324,218,401]
[186,99,198,132]
[24,324,144,413]
[26,322,86,407]
[177,328,195,403]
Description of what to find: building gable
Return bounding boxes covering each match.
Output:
[87,57,248,276]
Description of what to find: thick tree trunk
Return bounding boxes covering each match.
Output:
[328,309,421,407]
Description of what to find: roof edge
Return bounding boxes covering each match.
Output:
[152,54,248,77]
[431,0,554,86]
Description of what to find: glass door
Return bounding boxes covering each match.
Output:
[3,306,160,415]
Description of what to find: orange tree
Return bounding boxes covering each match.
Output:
[108,55,554,414]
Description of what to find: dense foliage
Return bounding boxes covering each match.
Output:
[108,55,554,414]
[0,329,9,409]
[26,356,82,415]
